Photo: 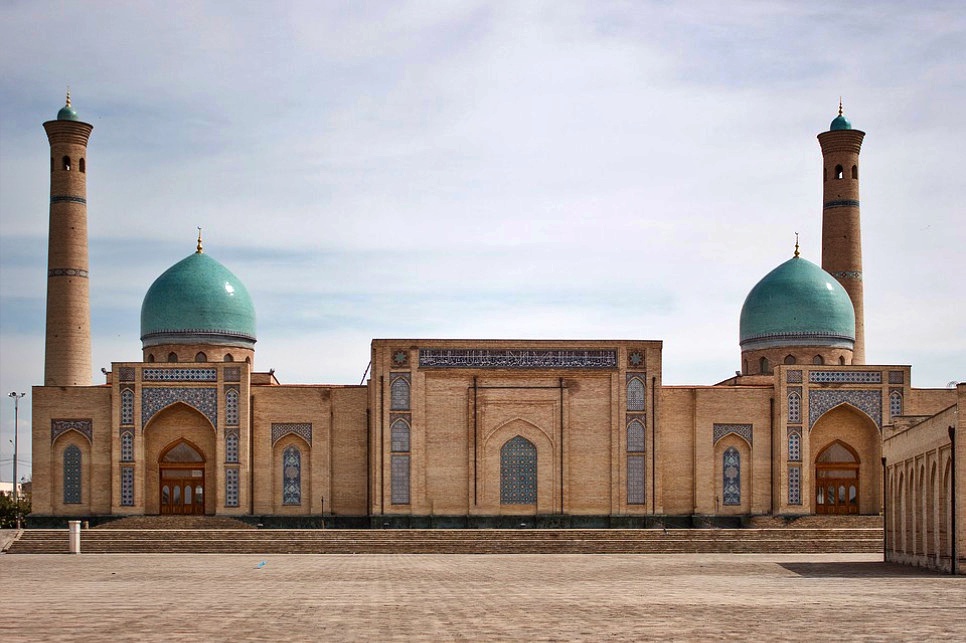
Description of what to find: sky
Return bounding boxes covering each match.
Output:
[1,1,964,483]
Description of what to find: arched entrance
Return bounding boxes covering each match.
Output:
[159,440,206,515]
[815,440,860,515]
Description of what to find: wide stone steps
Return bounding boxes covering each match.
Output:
[5,527,883,555]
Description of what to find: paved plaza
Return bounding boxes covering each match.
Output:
[0,552,963,641]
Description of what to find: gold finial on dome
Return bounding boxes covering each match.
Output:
[794,232,800,258]
[66,87,71,107]
[196,227,203,254]
[838,97,843,116]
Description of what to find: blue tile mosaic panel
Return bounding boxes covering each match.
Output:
[120,431,134,462]
[142,387,218,428]
[788,432,801,462]
[501,436,537,505]
[722,447,741,506]
[390,373,411,411]
[121,466,134,506]
[809,370,882,384]
[391,455,411,505]
[626,376,645,411]
[890,391,902,419]
[713,424,753,446]
[419,349,617,369]
[51,419,93,444]
[271,423,312,446]
[808,390,881,429]
[788,466,801,505]
[64,444,82,504]
[788,392,801,423]
[627,454,645,505]
[142,368,217,382]
[282,446,301,505]
[226,430,239,463]
[225,388,239,426]
[225,467,239,507]
[120,388,134,425]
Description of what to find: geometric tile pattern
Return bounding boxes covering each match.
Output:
[63,444,82,504]
[121,388,134,425]
[121,466,134,506]
[890,391,902,419]
[626,420,645,453]
[788,466,801,505]
[419,348,617,369]
[142,388,217,428]
[713,424,753,446]
[224,367,241,382]
[809,370,882,384]
[142,368,218,381]
[808,389,881,429]
[787,370,803,383]
[390,419,411,452]
[500,436,537,505]
[51,419,93,444]
[390,373,411,411]
[120,431,134,462]
[888,370,904,384]
[722,447,740,506]
[282,445,301,506]
[788,392,801,423]
[271,423,312,446]
[225,467,239,507]
[391,454,411,505]
[225,388,239,426]
[225,430,239,463]
[119,366,135,382]
[788,432,801,462]
[627,454,645,505]
[626,376,645,411]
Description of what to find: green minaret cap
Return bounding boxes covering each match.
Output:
[829,97,852,131]
[57,89,79,121]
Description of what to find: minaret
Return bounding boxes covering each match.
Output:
[43,91,94,386]
[818,100,866,364]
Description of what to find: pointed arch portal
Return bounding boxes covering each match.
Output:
[814,440,860,515]
[159,440,206,515]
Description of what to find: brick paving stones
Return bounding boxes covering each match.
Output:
[0,553,963,641]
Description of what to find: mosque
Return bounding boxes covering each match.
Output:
[30,96,964,571]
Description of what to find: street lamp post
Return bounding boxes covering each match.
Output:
[8,392,25,529]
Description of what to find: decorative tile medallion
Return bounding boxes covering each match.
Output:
[809,370,882,384]
[51,419,93,443]
[391,349,410,367]
[142,368,217,382]
[141,387,217,427]
[419,348,617,369]
[271,422,312,446]
[627,351,644,367]
[808,389,881,429]
[787,370,803,383]
[713,423,752,446]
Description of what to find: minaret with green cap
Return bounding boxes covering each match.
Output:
[42,90,94,386]
[818,99,866,364]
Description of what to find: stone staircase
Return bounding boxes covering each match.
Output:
[4,516,883,555]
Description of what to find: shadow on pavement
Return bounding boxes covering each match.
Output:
[779,561,947,578]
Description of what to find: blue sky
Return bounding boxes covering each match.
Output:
[1,1,964,482]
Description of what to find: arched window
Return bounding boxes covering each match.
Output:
[759,357,770,374]
[225,389,239,426]
[245,356,251,364]
[390,419,410,504]
[167,352,178,363]
[391,419,410,452]
[722,447,740,506]
[121,388,134,425]
[627,378,645,411]
[282,446,301,505]
[501,436,537,505]
[390,375,410,411]
[788,466,801,505]
[79,158,86,173]
[835,164,843,179]
[627,420,646,505]
[890,391,902,419]
[788,392,801,423]
[812,354,825,365]
[788,432,801,461]
[742,359,748,374]
[62,156,71,171]
[120,431,134,462]
[195,352,207,363]
[851,165,858,179]
[223,354,234,362]
[226,432,239,463]
[784,355,796,365]
[147,353,155,363]
[64,444,82,504]
[839,356,847,365]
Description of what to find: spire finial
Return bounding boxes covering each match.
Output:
[794,232,800,258]
[66,87,71,107]
[838,96,843,116]
[196,227,203,254]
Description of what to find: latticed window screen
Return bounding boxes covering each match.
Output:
[890,391,902,418]
[226,432,239,463]
[627,378,645,411]
[120,388,134,425]
[390,376,410,411]
[282,446,301,505]
[788,392,801,423]
[788,466,801,505]
[627,421,645,453]
[788,432,801,462]
[64,444,82,504]
[120,431,134,462]
[722,447,741,506]
[391,455,411,504]
[501,436,537,505]
[627,455,645,504]
[391,419,410,452]
[225,389,239,426]
[120,466,134,506]
[225,468,239,507]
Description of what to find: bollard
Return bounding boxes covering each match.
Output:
[68,520,81,554]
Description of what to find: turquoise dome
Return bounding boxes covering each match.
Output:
[739,256,854,349]
[57,103,79,121]
[830,114,851,131]
[140,251,256,348]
